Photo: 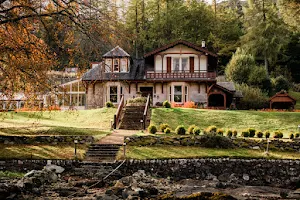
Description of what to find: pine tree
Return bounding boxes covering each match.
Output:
[241,0,288,75]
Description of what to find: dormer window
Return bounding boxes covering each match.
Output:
[102,46,130,73]
[120,58,128,72]
[113,59,119,72]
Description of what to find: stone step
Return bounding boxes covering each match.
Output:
[88,147,120,150]
[85,151,118,155]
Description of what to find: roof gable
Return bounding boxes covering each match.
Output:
[103,46,130,57]
[269,91,296,103]
[144,40,217,58]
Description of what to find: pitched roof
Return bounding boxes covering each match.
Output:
[82,59,145,81]
[269,90,296,103]
[217,82,235,92]
[103,46,130,57]
[144,40,218,58]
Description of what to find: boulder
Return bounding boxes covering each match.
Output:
[45,164,65,174]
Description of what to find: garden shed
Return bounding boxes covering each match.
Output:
[207,82,243,109]
[269,91,296,109]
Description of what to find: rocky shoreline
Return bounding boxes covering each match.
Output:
[1,164,300,200]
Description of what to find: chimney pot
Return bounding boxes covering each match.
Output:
[202,40,206,48]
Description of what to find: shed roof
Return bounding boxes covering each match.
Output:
[217,82,235,92]
[103,46,130,57]
[144,40,218,58]
[269,91,296,103]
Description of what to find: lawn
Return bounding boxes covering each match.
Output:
[0,144,87,160]
[117,146,300,160]
[151,108,300,135]
[289,90,300,110]
[0,108,116,136]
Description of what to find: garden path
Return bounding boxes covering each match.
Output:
[98,129,142,145]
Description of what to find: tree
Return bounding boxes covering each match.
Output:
[278,0,300,32]
[241,0,288,75]
[0,0,126,99]
[225,48,256,84]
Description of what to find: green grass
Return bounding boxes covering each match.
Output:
[0,108,116,136]
[117,146,300,160]
[0,171,24,178]
[151,108,300,135]
[0,144,87,160]
[289,90,300,110]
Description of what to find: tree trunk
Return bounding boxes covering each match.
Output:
[264,54,269,76]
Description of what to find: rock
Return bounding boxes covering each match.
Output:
[24,170,37,178]
[4,140,9,144]
[96,194,119,200]
[252,146,260,150]
[243,174,250,181]
[45,164,65,174]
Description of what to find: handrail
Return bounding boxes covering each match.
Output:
[113,95,124,129]
[143,94,151,130]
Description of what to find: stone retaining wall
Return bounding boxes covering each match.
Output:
[0,135,95,144]
[2,158,300,188]
[125,135,300,151]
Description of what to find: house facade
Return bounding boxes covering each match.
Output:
[82,40,241,109]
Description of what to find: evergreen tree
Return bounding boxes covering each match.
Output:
[241,0,288,75]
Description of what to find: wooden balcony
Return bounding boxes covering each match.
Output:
[146,70,216,81]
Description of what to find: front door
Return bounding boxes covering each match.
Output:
[140,87,153,99]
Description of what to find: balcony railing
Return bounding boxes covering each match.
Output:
[146,70,216,80]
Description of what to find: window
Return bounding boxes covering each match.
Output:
[120,58,127,72]
[182,58,188,71]
[174,86,182,103]
[105,59,112,72]
[173,58,180,72]
[110,86,118,103]
[120,86,123,95]
[113,59,119,72]
[185,86,188,102]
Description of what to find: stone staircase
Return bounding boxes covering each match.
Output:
[118,106,151,130]
[84,144,121,162]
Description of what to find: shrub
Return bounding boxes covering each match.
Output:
[226,130,233,137]
[235,83,269,110]
[175,125,186,135]
[217,129,224,136]
[199,133,234,149]
[248,128,256,137]
[206,125,217,133]
[233,130,238,137]
[274,131,283,138]
[265,131,271,138]
[159,123,169,132]
[163,100,171,108]
[148,125,157,134]
[193,127,201,135]
[183,101,196,108]
[290,133,294,139]
[256,131,263,138]
[105,101,114,108]
[274,75,290,92]
[296,133,300,138]
[164,128,171,134]
[241,130,249,137]
[127,97,147,104]
[187,125,197,135]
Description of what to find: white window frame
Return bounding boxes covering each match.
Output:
[173,85,183,103]
[109,86,118,103]
[120,58,128,72]
[113,59,119,72]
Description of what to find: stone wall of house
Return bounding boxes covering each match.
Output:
[1,159,300,188]
[0,135,94,145]
[87,82,105,109]
[124,135,300,152]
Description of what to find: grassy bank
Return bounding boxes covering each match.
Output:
[117,146,300,160]
[151,108,300,135]
[289,90,300,110]
[0,144,87,160]
[0,171,24,178]
[0,108,116,136]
